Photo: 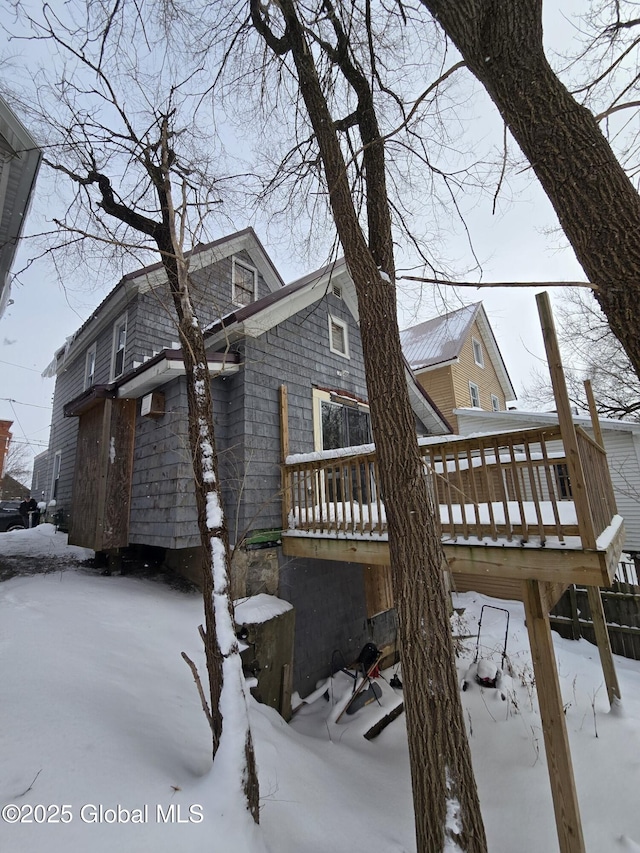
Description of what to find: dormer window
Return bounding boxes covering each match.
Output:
[111,314,127,379]
[232,258,257,307]
[472,336,484,367]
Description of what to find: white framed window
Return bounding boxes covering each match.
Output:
[469,381,481,408]
[472,336,484,367]
[111,313,127,379]
[84,343,97,390]
[491,394,500,412]
[232,258,258,307]
[51,450,62,499]
[312,388,371,451]
[328,315,349,358]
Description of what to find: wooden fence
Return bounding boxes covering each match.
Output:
[551,567,640,661]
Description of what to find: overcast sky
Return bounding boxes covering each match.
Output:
[0,1,592,475]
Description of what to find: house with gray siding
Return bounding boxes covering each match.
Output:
[41,228,450,698]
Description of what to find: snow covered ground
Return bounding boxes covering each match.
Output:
[1,525,640,852]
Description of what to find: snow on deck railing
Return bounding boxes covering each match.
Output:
[282,424,617,549]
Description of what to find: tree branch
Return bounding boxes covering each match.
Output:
[398,275,597,289]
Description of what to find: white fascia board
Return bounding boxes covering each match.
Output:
[135,231,283,296]
[207,262,356,344]
[454,406,640,434]
[414,357,459,374]
[117,356,238,398]
[54,283,134,373]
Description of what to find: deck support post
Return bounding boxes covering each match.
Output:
[586,585,621,705]
[523,579,586,853]
[583,377,622,704]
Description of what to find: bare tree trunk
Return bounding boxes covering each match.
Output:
[420,0,640,384]
[251,4,486,851]
[91,157,260,822]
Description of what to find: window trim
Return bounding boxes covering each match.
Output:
[231,257,258,307]
[472,336,484,368]
[469,381,481,408]
[328,315,350,359]
[491,394,500,412]
[111,313,127,380]
[84,343,97,390]
[312,388,371,451]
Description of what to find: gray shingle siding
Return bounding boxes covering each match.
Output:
[44,245,395,698]
[232,292,368,536]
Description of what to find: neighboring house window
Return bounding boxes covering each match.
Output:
[111,314,127,379]
[51,451,62,499]
[84,344,97,390]
[491,394,500,412]
[555,463,573,500]
[328,315,349,358]
[469,381,481,408]
[472,336,484,367]
[232,258,257,307]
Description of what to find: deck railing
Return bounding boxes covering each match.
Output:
[283,426,618,549]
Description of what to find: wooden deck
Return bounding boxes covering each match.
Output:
[282,425,625,599]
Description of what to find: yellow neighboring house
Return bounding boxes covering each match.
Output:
[400,302,516,433]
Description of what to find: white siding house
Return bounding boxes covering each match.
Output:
[455,407,640,555]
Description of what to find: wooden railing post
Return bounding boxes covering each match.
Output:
[280,385,290,531]
[536,292,597,550]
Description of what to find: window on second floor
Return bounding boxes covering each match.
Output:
[469,381,481,408]
[111,314,127,380]
[328,315,349,358]
[232,258,257,307]
[491,394,500,412]
[51,450,62,499]
[84,344,97,390]
[472,336,484,367]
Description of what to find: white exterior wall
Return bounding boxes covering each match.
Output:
[455,408,640,553]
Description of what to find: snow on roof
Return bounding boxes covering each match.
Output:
[400,303,479,370]
[455,407,640,433]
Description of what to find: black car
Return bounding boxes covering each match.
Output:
[0,501,26,532]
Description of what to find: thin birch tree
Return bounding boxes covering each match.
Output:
[8,4,259,820]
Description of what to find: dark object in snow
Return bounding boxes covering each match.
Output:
[364,702,404,740]
[390,673,403,690]
[462,605,510,699]
[346,681,382,715]
[333,642,383,722]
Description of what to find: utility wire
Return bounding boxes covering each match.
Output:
[0,398,51,410]
[0,359,45,373]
